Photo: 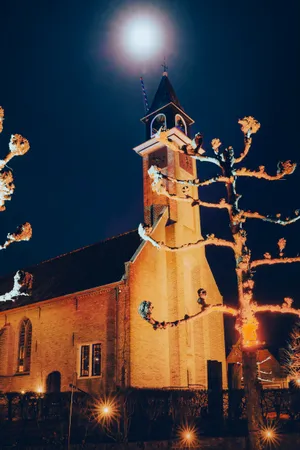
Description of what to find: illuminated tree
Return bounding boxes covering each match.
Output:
[0,106,32,302]
[284,322,300,387]
[138,120,300,450]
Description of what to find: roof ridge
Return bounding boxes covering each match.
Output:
[36,229,138,267]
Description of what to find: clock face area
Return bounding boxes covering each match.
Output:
[179,152,193,175]
[148,147,168,169]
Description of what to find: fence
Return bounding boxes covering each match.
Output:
[0,388,300,446]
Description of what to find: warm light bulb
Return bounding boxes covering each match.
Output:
[21,390,25,394]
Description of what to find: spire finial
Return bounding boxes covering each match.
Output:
[161,57,168,76]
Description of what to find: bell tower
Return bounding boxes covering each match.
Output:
[141,69,194,140]
[131,71,227,389]
[135,70,200,230]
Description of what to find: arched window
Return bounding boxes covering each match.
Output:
[17,318,32,373]
[150,113,167,137]
[175,114,187,134]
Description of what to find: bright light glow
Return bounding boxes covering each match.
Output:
[122,15,164,59]
[260,423,280,446]
[177,424,197,447]
[36,386,43,394]
[92,396,119,425]
[21,390,25,394]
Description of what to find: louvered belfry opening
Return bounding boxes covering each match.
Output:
[17,319,32,373]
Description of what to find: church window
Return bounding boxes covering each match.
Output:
[17,319,32,373]
[175,114,187,134]
[150,113,166,137]
[79,343,101,378]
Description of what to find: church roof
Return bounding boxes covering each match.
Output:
[147,74,183,115]
[0,230,141,311]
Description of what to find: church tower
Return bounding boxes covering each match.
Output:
[129,71,227,389]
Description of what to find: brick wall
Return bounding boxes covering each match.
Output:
[0,283,127,395]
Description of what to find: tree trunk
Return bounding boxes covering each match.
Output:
[242,349,264,450]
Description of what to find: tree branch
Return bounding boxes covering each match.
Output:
[253,300,300,318]
[148,165,229,187]
[0,134,30,170]
[138,301,238,330]
[235,160,296,181]
[0,270,33,302]
[148,172,231,211]
[251,255,300,268]
[138,223,235,252]
[0,171,14,211]
[0,223,32,250]
[243,210,300,226]
[156,129,221,167]
[234,137,252,164]
[234,116,261,163]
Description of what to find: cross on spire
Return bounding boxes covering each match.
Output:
[161,57,168,75]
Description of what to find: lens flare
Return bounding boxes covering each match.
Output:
[92,396,119,425]
[260,423,280,447]
[177,424,198,447]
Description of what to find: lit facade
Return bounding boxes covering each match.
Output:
[0,73,226,394]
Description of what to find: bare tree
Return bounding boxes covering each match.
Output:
[0,106,32,302]
[138,118,300,450]
[284,322,300,387]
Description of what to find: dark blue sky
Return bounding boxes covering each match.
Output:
[0,0,299,347]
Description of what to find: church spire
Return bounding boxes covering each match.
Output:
[141,68,194,140]
[147,72,182,115]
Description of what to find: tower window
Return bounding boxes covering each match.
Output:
[79,342,102,378]
[175,114,187,134]
[17,318,32,373]
[150,114,166,137]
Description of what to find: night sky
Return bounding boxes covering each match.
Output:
[0,0,299,350]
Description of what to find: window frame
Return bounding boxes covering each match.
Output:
[78,342,102,379]
[16,318,32,374]
[150,113,167,138]
[175,114,187,135]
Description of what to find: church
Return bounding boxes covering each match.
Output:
[0,71,226,395]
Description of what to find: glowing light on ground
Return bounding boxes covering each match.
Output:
[177,424,197,447]
[92,396,119,425]
[260,423,280,447]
